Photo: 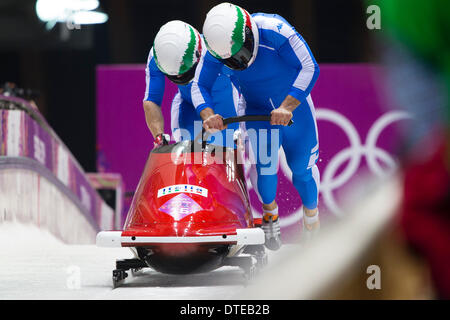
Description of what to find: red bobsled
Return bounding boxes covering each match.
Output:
[97,116,272,287]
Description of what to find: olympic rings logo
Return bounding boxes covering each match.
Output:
[245,108,411,226]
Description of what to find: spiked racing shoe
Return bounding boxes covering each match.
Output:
[261,213,282,250]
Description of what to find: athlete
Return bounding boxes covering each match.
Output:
[192,3,321,249]
[143,20,239,148]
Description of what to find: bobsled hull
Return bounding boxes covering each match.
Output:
[98,141,263,274]
[121,142,257,237]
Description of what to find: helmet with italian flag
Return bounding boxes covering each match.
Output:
[153,20,202,85]
[202,2,259,70]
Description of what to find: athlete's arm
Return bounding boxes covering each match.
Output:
[277,26,320,103]
[143,50,166,138]
[192,51,226,130]
[200,107,227,132]
[270,95,299,125]
[143,101,165,137]
[268,19,319,125]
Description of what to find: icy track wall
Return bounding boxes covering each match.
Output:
[0,95,115,244]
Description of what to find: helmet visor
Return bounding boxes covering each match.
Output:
[166,61,198,85]
[221,26,254,70]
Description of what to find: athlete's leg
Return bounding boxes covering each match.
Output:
[293,165,320,234]
[281,96,320,236]
[245,120,281,204]
[246,119,283,250]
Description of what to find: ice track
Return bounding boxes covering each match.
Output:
[0,222,296,300]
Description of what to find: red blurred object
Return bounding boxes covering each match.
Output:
[123,143,253,240]
[97,139,266,277]
[401,132,450,299]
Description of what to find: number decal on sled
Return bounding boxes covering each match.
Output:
[157,184,208,198]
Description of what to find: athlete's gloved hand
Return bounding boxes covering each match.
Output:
[203,113,227,132]
[270,106,293,126]
[154,133,170,148]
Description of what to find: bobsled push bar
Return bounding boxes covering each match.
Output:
[196,114,294,147]
[96,228,265,247]
[222,114,293,126]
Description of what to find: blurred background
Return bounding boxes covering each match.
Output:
[0,0,373,171]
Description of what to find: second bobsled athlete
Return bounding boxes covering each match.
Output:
[192,3,321,249]
[143,20,239,147]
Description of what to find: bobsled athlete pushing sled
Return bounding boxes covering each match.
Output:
[96,20,271,287]
[96,116,291,288]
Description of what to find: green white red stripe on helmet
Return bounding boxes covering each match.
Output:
[230,5,245,55]
[203,3,254,59]
[179,26,200,75]
[153,21,201,76]
[230,5,252,55]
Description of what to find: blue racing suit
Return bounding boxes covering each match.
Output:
[192,13,320,209]
[144,38,239,147]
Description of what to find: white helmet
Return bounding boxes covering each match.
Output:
[153,20,202,85]
[202,2,259,70]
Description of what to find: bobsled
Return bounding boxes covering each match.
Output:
[96,116,286,287]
